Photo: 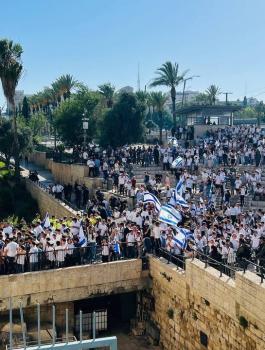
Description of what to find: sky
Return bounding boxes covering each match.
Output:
[1,0,265,106]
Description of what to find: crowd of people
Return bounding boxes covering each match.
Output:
[1,125,265,276]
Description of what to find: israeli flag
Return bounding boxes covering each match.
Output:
[169,191,189,208]
[176,226,195,241]
[144,192,161,212]
[158,204,182,228]
[78,223,87,247]
[175,178,184,195]
[171,156,183,169]
[172,231,187,249]
[113,241,121,254]
[42,212,50,228]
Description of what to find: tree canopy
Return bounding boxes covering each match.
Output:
[100,93,144,147]
[54,89,100,146]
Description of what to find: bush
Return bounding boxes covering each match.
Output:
[239,316,248,329]
[167,308,174,319]
[0,178,38,221]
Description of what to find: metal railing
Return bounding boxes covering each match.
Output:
[158,248,187,270]
[0,242,145,276]
[156,248,264,283]
[243,258,264,283]
[192,250,239,279]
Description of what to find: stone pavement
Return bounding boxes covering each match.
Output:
[20,160,55,188]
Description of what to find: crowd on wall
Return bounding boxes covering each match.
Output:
[1,125,265,276]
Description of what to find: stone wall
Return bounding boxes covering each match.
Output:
[28,152,103,193]
[148,257,265,350]
[24,179,77,218]
[0,259,147,312]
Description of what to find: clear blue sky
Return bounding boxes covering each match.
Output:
[1,0,265,106]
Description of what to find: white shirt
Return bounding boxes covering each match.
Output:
[29,246,39,263]
[5,241,18,257]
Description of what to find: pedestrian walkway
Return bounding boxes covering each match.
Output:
[20,160,55,188]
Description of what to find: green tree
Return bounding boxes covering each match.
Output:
[150,61,187,129]
[100,93,144,147]
[195,93,210,105]
[206,85,220,105]
[0,117,33,166]
[21,96,30,119]
[19,113,47,143]
[255,102,265,126]
[98,83,115,108]
[54,90,99,146]
[55,74,78,100]
[0,39,23,178]
[150,91,168,143]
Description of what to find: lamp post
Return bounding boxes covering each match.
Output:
[181,75,200,107]
[82,108,89,148]
[48,105,57,149]
[180,75,200,127]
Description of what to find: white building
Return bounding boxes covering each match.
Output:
[165,90,200,112]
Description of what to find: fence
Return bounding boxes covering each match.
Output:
[158,248,264,283]
[0,242,146,276]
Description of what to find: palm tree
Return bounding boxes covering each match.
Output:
[150,61,187,130]
[206,85,220,105]
[150,91,168,144]
[98,83,115,108]
[55,74,78,100]
[51,80,62,105]
[0,39,23,178]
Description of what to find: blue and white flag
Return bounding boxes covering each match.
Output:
[175,177,184,196]
[172,231,187,250]
[42,212,50,228]
[144,192,161,212]
[169,191,189,208]
[176,226,195,241]
[171,156,183,169]
[78,223,87,247]
[158,204,182,228]
[113,241,121,254]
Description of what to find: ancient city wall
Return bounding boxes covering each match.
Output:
[24,179,77,218]
[148,257,265,350]
[0,259,147,312]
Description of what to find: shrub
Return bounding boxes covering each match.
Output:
[167,308,174,319]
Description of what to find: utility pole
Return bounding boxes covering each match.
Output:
[222,92,232,105]
[181,75,200,106]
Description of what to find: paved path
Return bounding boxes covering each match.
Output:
[20,160,55,188]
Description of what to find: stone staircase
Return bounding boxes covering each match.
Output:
[131,163,179,187]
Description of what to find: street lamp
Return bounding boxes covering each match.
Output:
[82,108,89,148]
[181,75,200,106]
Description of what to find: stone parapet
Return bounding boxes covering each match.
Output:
[0,259,148,312]
[24,178,77,218]
[148,257,265,350]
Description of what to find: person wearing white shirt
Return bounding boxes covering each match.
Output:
[70,218,80,236]
[3,224,13,240]
[33,223,44,238]
[5,238,18,274]
[46,242,55,268]
[55,241,67,267]
[29,243,39,271]
[16,245,26,273]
